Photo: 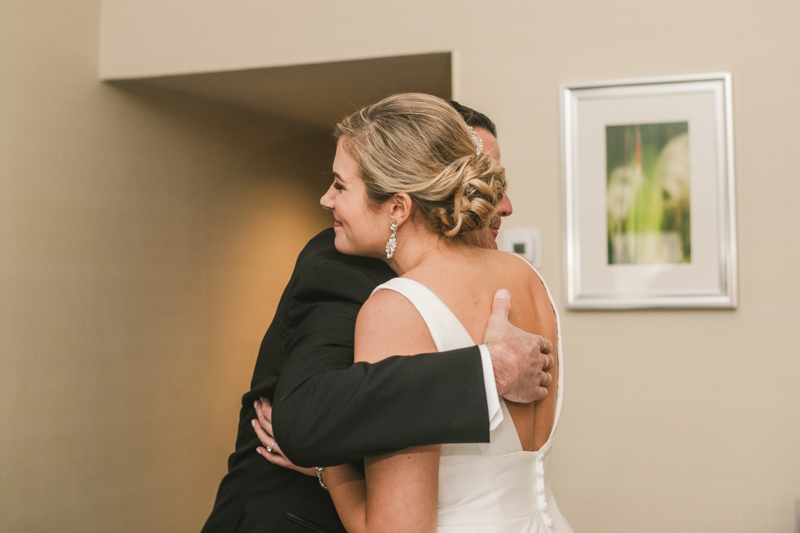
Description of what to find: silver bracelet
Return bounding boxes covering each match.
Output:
[315,466,328,490]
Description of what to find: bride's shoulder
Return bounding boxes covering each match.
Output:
[354,286,435,363]
[360,285,413,315]
[486,250,548,293]
[489,249,538,274]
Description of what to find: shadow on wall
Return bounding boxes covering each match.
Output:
[4,77,336,532]
[98,78,338,454]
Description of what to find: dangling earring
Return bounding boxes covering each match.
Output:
[385,221,398,259]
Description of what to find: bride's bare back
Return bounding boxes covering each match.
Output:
[355,247,558,452]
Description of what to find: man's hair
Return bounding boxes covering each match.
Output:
[449,100,498,138]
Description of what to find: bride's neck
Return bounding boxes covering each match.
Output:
[385,221,468,276]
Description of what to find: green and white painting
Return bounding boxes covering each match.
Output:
[606,122,691,265]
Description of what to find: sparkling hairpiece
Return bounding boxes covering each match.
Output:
[468,126,483,156]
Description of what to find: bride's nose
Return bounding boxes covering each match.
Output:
[320,184,335,211]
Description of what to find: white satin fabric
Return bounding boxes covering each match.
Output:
[372,257,572,533]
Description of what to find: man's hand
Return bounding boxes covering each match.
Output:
[484,289,554,403]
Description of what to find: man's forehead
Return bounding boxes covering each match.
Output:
[473,127,501,164]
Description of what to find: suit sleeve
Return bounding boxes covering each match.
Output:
[271,261,491,467]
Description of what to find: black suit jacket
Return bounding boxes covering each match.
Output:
[201,229,490,533]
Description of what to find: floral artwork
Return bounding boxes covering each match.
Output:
[605,122,690,265]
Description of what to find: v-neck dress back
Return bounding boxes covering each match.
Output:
[372,257,572,532]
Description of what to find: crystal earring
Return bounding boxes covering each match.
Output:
[385,221,398,259]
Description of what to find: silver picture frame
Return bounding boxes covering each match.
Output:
[560,73,737,309]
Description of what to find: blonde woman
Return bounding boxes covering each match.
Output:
[257,94,571,533]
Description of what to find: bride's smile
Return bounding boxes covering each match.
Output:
[320,139,394,260]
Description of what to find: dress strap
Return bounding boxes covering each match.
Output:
[371,278,475,352]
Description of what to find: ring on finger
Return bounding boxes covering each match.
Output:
[266,440,275,453]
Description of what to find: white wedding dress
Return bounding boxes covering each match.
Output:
[372,257,572,533]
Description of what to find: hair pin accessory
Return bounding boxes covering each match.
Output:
[468,126,483,156]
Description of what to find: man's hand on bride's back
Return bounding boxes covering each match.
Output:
[484,289,554,403]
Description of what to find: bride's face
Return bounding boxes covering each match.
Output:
[320,140,391,258]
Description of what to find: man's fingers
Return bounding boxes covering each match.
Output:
[539,371,553,387]
[538,337,553,355]
[489,289,512,321]
[535,386,548,401]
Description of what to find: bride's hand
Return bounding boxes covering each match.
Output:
[252,398,316,477]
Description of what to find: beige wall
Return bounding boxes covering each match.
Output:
[2,0,799,532]
[1,1,334,531]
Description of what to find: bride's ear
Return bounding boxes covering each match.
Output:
[388,193,413,226]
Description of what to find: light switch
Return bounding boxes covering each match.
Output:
[500,228,542,268]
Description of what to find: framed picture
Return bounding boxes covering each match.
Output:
[560,73,737,309]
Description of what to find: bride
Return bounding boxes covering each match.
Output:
[257,93,571,532]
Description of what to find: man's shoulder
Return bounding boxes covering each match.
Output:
[293,228,396,288]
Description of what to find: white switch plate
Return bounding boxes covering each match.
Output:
[500,228,542,268]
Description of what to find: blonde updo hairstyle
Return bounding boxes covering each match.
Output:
[334,93,506,238]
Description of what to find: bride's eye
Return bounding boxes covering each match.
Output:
[333,181,344,191]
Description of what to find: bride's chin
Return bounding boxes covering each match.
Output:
[334,238,383,259]
[332,235,349,254]
[333,236,359,257]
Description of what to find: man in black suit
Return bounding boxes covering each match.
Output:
[200,103,553,533]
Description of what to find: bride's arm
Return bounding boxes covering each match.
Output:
[324,289,441,533]
[324,447,440,533]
